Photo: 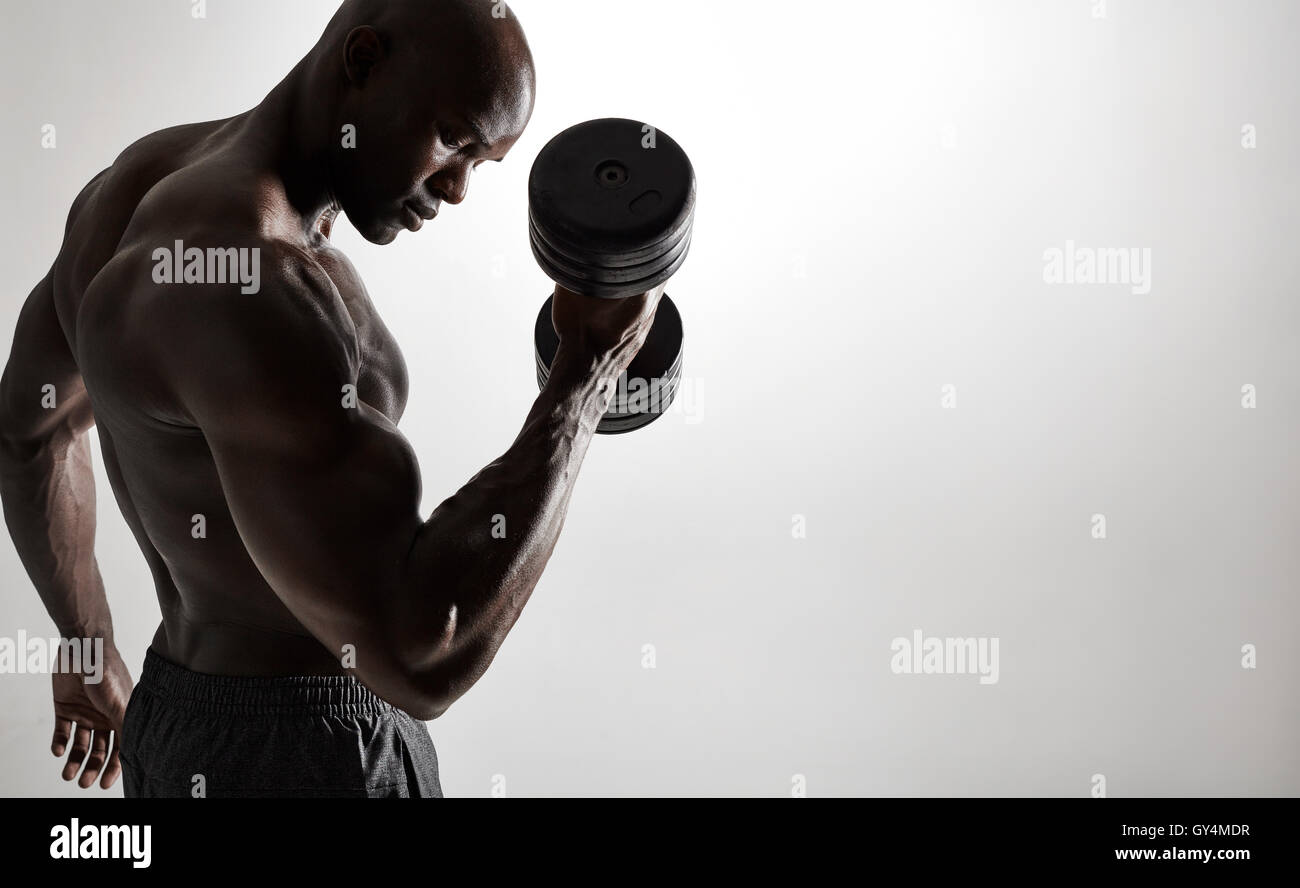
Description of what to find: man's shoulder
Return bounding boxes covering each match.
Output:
[131,227,354,350]
[83,222,359,421]
[55,120,362,428]
[63,119,233,241]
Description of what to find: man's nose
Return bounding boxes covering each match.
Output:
[432,164,472,205]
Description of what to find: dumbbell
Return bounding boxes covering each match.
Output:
[529,118,696,434]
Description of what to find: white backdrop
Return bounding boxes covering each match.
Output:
[1,0,1297,796]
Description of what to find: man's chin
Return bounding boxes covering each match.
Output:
[356,220,400,246]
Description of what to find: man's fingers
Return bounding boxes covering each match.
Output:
[51,717,73,756]
[61,725,92,782]
[78,730,110,789]
[99,741,122,791]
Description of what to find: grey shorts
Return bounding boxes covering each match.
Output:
[121,648,442,798]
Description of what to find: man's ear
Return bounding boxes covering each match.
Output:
[343,26,385,86]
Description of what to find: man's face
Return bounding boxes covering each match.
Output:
[331,31,533,245]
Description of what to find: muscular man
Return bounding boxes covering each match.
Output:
[0,0,661,797]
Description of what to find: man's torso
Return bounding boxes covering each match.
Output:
[55,117,408,676]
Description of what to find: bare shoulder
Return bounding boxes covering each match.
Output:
[57,120,232,264]
[58,116,363,430]
[60,120,223,229]
[80,219,360,431]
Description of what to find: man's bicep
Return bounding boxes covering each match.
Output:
[1,167,113,449]
[174,279,426,651]
[203,396,425,636]
[0,272,91,452]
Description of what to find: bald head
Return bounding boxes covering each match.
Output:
[322,0,533,95]
[313,0,536,244]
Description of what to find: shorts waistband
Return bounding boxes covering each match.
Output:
[137,647,394,717]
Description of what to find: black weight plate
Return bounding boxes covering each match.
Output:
[529,208,694,272]
[529,195,695,268]
[529,221,694,299]
[529,119,696,267]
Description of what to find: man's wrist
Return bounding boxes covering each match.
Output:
[55,617,114,645]
[544,345,620,422]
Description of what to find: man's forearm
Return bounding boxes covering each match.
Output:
[393,343,619,700]
[0,431,113,641]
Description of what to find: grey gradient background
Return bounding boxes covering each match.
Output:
[1,0,1297,796]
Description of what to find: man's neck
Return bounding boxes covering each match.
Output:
[240,55,341,239]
